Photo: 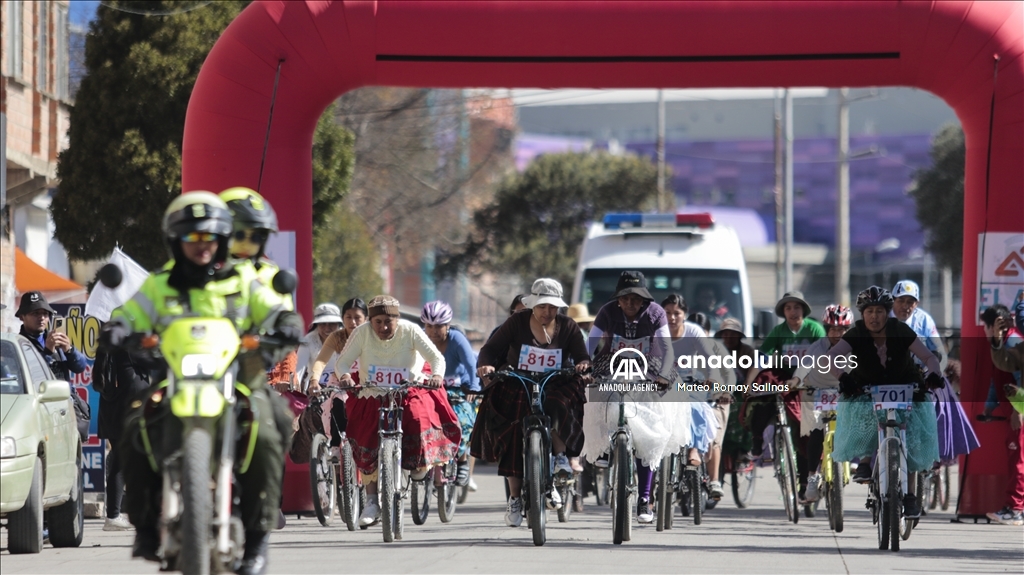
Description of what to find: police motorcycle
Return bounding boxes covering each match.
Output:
[99,264,296,574]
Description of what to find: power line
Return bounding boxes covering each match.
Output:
[98,1,213,17]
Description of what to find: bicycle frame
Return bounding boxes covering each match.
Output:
[821,413,850,486]
[874,409,909,504]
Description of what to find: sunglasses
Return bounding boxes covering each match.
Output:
[181,232,218,243]
[232,229,269,244]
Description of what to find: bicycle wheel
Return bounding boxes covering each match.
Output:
[526,430,547,547]
[916,472,928,517]
[775,430,799,524]
[612,433,631,544]
[830,458,844,533]
[556,478,573,523]
[804,500,817,518]
[939,465,951,511]
[310,434,337,527]
[887,441,902,552]
[380,438,401,543]
[438,461,458,523]
[457,484,469,505]
[339,441,361,531]
[732,461,757,509]
[656,455,673,531]
[686,466,703,526]
[598,467,611,507]
[411,476,430,526]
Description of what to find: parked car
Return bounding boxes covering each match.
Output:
[1,333,84,553]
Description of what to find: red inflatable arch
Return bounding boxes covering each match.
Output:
[183,1,1023,515]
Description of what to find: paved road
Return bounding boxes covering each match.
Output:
[2,465,1021,574]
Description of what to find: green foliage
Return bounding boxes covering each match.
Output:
[311,103,355,240]
[909,124,964,274]
[438,152,661,291]
[53,2,358,277]
[313,203,383,304]
[53,1,248,270]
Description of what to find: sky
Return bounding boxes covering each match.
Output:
[70,0,99,28]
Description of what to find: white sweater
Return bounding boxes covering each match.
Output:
[334,319,445,394]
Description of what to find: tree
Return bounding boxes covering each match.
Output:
[437,152,662,291]
[313,203,383,305]
[311,101,356,277]
[909,123,964,274]
[53,1,356,274]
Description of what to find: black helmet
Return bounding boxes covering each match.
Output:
[856,285,894,313]
[219,187,278,233]
[162,192,233,239]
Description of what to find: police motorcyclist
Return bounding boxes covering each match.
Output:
[102,192,302,575]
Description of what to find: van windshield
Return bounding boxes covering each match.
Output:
[580,268,744,333]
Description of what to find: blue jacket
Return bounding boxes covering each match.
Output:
[442,328,480,393]
[20,327,87,382]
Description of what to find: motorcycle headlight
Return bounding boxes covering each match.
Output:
[1,437,16,459]
[181,354,218,378]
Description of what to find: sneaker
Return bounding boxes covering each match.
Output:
[456,461,470,487]
[103,514,133,531]
[986,507,1024,526]
[637,498,654,524]
[467,477,479,492]
[853,463,873,484]
[505,497,524,527]
[553,453,573,477]
[903,493,922,519]
[547,486,563,510]
[570,457,584,473]
[804,474,822,503]
[708,481,725,500]
[359,499,380,527]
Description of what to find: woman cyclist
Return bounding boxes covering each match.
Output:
[473,278,591,527]
[421,301,480,486]
[790,304,854,502]
[334,295,461,527]
[826,286,945,519]
[298,303,343,383]
[582,272,679,523]
[309,298,369,389]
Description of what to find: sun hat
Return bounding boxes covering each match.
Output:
[15,291,56,318]
[714,318,745,338]
[524,278,569,309]
[774,291,811,318]
[566,303,596,324]
[311,303,343,325]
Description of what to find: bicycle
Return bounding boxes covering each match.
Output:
[811,387,849,532]
[749,389,800,524]
[866,383,918,551]
[488,367,580,547]
[410,457,459,525]
[676,452,711,525]
[920,463,951,513]
[587,379,642,544]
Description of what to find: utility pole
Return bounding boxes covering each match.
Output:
[836,88,851,307]
[784,88,794,293]
[657,89,666,212]
[774,91,784,302]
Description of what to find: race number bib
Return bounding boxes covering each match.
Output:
[518,345,562,373]
[870,385,914,411]
[367,365,410,386]
[443,375,461,389]
[781,342,812,358]
[813,388,840,412]
[610,335,650,355]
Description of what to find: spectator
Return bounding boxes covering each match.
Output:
[982,305,1024,526]
[687,312,711,336]
[15,291,86,381]
[693,283,731,333]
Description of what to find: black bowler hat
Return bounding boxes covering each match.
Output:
[15,291,56,318]
[610,271,654,301]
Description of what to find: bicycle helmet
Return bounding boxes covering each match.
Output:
[821,304,854,327]
[219,187,278,233]
[162,192,233,240]
[420,301,453,325]
[892,280,920,301]
[856,286,894,313]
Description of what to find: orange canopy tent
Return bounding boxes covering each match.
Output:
[14,247,82,292]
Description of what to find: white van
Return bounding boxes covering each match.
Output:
[571,213,753,336]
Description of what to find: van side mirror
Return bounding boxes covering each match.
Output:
[271,269,297,295]
[98,263,123,289]
[38,379,71,402]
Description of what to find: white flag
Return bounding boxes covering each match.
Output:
[84,248,150,322]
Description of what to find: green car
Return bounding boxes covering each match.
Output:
[1,332,84,553]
